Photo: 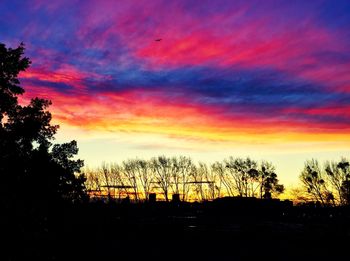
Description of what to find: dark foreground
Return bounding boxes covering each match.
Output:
[5,198,350,260]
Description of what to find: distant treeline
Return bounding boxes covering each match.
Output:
[84,156,285,202]
[84,156,350,206]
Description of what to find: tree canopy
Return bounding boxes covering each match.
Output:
[0,42,87,206]
[300,158,350,206]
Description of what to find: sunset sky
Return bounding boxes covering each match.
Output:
[1,0,350,187]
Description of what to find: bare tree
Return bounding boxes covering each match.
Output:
[169,156,194,201]
[189,164,205,201]
[109,163,129,200]
[134,159,153,201]
[84,167,103,198]
[151,156,172,201]
[178,156,195,201]
[214,161,235,196]
[100,162,112,200]
[83,156,286,202]
[169,157,181,196]
[197,162,217,200]
[225,157,259,197]
[289,186,312,205]
[122,160,140,201]
[211,162,223,198]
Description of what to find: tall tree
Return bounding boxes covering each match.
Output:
[151,156,172,201]
[336,159,350,205]
[213,161,235,197]
[1,42,87,260]
[123,160,140,201]
[134,159,153,201]
[197,162,218,200]
[259,161,285,199]
[177,156,195,201]
[0,42,30,117]
[225,157,259,197]
[300,159,328,205]
[0,42,86,204]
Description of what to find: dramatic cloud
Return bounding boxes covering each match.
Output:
[1,0,350,143]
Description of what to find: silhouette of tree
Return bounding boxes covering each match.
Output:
[300,159,328,205]
[109,163,126,199]
[84,156,285,202]
[289,186,312,204]
[123,159,141,201]
[211,162,224,197]
[337,159,350,205]
[0,42,30,116]
[225,157,259,197]
[151,156,172,201]
[100,162,113,200]
[197,162,218,200]
[324,160,343,204]
[300,158,350,206]
[85,166,104,198]
[324,158,350,205]
[214,161,235,196]
[341,179,350,205]
[169,157,181,196]
[190,163,206,200]
[122,159,154,201]
[133,159,153,201]
[0,42,86,205]
[1,42,86,259]
[177,156,195,201]
[259,161,285,199]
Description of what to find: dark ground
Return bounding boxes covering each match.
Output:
[6,198,350,260]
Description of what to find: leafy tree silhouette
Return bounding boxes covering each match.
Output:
[0,42,86,203]
[0,42,87,259]
[300,159,328,205]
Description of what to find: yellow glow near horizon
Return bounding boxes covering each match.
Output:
[55,123,350,193]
